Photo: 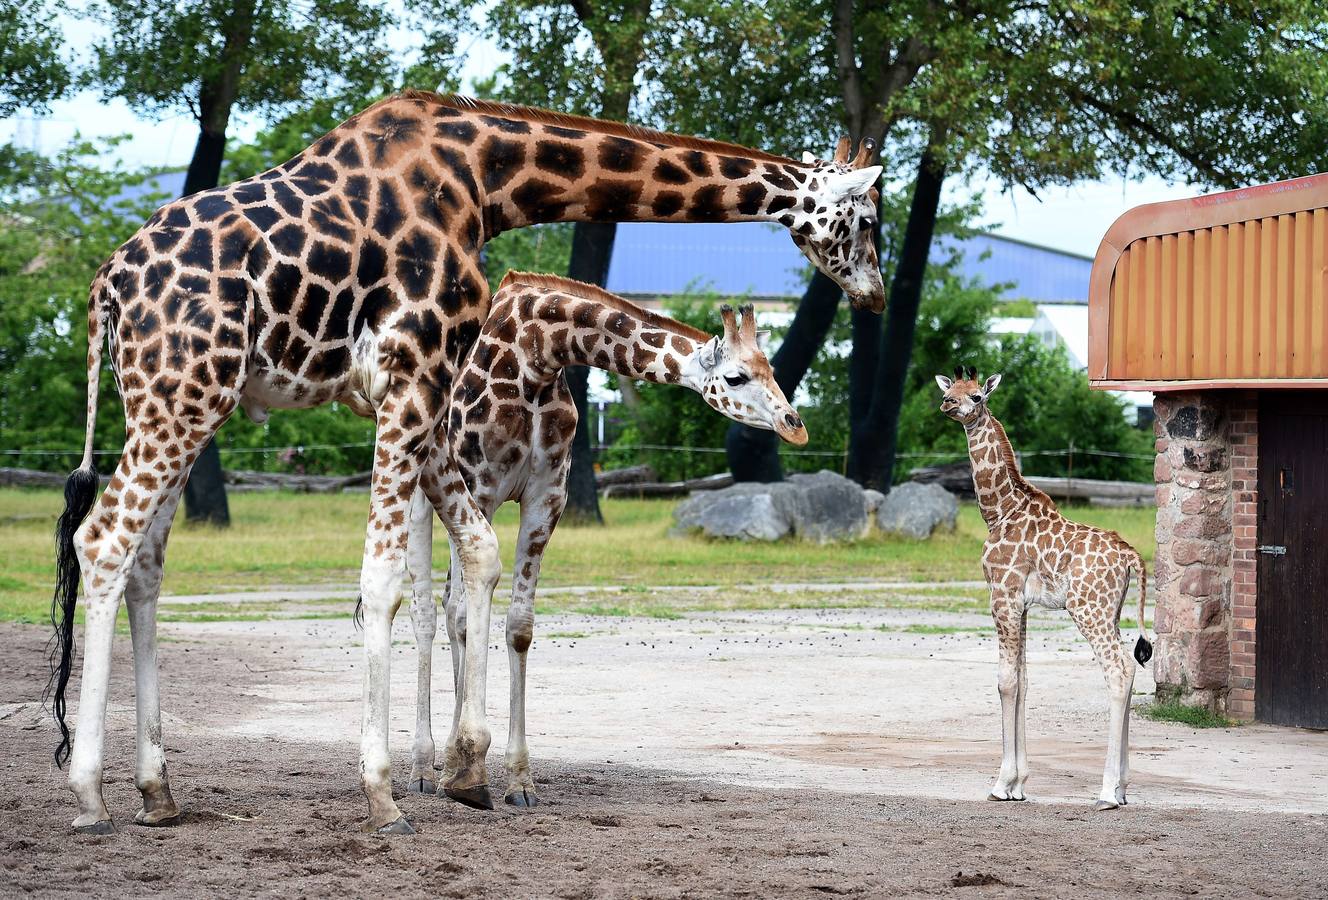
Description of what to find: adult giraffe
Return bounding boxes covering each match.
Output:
[49,90,885,834]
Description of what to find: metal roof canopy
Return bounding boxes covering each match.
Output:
[1088,173,1328,392]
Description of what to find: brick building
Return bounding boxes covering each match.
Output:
[1087,173,1328,728]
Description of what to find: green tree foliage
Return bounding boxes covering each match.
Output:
[0,140,159,470]
[86,0,397,133]
[0,0,71,116]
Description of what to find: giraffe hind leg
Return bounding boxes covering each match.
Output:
[67,429,223,832]
[126,487,187,826]
[1067,580,1135,811]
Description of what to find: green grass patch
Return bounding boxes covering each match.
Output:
[1142,700,1234,728]
[0,487,1156,624]
[545,631,589,639]
[895,623,990,635]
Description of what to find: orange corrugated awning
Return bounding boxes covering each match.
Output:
[1088,173,1328,391]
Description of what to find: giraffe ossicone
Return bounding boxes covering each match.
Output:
[46,91,881,833]
[937,367,1152,810]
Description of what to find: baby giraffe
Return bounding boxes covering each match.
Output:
[936,365,1152,811]
[403,272,807,807]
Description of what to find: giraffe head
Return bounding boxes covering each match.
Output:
[935,365,1002,425]
[791,136,885,313]
[688,304,808,446]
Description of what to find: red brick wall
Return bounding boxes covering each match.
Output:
[1227,393,1258,720]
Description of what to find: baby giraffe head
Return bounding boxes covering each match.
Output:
[688,304,808,446]
[935,364,1002,425]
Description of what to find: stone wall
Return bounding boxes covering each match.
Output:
[1151,392,1236,712]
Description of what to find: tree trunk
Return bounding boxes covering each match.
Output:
[181,85,238,526]
[561,220,618,524]
[844,144,947,491]
[725,269,844,481]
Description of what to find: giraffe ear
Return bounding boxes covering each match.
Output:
[697,336,724,370]
[982,373,1002,396]
[824,166,882,201]
[935,375,953,392]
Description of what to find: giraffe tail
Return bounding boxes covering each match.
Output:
[44,269,109,767]
[1130,549,1152,666]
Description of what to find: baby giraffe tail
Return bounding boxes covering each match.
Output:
[1129,548,1152,666]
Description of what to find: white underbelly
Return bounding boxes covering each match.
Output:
[1023,573,1067,610]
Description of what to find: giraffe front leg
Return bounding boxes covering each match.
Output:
[987,583,1028,802]
[504,491,562,808]
[405,487,437,796]
[436,544,465,784]
[428,454,501,810]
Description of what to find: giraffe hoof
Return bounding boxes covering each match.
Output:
[375,815,416,835]
[134,808,183,827]
[1093,800,1120,812]
[445,784,494,810]
[73,819,115,835]
[986,793,1024,802]
[408,778,437,795]
[504,789,540,808]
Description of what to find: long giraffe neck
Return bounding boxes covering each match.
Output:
[388,93,817,238]
[493,277,707,387]
[964,412,1035,528]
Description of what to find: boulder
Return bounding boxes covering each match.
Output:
[862,489,885,516]
[784,471,870,542]
[876,481,959,539]
[672,470,868,543]
[673,483,795,541]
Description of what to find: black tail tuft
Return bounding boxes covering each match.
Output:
[46,466,98,768]
[353,594,364,630]
[1133,636,1153,666]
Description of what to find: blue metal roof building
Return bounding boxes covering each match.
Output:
[607,222,1092,304]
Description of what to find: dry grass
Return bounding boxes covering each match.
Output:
[0,487,1155,624]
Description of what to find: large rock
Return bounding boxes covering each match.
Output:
[673,486,793,541]
[672,470,868,543]
[784,471,870,542]
[876,481,958,539]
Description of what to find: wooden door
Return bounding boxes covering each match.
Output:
[1256,393,1328,728]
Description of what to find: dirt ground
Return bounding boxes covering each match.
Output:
[2,597,1327,898]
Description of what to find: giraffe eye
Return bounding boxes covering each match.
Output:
[725,373,750,387]
[969,394,982,402]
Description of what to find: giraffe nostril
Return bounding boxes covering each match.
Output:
[785,413,803,430]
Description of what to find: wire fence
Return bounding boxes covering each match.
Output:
[0,442,1155,465]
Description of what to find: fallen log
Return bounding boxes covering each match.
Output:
[595,464,656,487]
[602,472,733,499]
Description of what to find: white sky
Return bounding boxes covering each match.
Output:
[1,7,1208,259]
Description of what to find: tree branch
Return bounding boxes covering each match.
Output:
[1067,84,1235,186]
[832,0,867,134]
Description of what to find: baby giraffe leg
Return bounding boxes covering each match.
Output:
[125,488,186,826]
[988,583,1028,801]
[1014,607,1030,798]
[404,487,437,795]
[1067,593,1135,811]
